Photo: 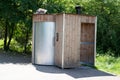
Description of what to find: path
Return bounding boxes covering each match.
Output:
[0,51,119,80]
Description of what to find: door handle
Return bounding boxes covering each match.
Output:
[56,33,59,41]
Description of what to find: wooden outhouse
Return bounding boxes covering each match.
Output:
[32,13,97,68]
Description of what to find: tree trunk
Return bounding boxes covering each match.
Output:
[24,29,29,53]
[6,23,14,51]
[4,21,8,51]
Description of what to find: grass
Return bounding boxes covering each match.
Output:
[96,53,120,75]
[0,39,24,53]
[0,38,32,54]
[0,39,4,49]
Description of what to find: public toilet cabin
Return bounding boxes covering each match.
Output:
[32,13,97,68]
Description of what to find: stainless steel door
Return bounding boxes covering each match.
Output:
[34,22,55,65]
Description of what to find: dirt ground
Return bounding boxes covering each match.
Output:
[0,51,120,80]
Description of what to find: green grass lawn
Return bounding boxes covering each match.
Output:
[96,54,120,75]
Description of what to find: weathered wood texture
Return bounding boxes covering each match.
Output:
[63,14,80,68]
[33,14,55,22]
[55,14,63,67]
[32,13,96,68]
[55,14,81,68]
[80,23,95,65]
[80,15,96,23]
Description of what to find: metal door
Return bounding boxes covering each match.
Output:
[34,22,55,65]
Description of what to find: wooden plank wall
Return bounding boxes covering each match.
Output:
[81,15,96,23]
[32,14,96,67]
[33,14,55,22]
[63,14,80,68]
[80,23,95,64]
[55,14,63,67]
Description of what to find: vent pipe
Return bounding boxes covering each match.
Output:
[35,8,47,14]
[75,5,81,14]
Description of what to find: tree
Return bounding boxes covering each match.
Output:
[0,0,120,55]
[0,0,38,52]
[81,0,120,56]
[13,0,38,53]
[0,0,19,51]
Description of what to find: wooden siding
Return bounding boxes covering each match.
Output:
[64,14,80,68]
[33,14,55,22]
[80,23,95,65]
[32,22,35,63]
[55,14,63,67]
[80,16,96,23]
[32,13,97,68]
[55,14,81,68]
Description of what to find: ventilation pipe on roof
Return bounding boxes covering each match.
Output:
[75,5,81,14]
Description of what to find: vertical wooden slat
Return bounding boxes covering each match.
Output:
[94,17,97,65]
[32,21,35,63]
[63,14,80,68]
[61,14,65,68]
[33,14,97,68]
[55,14,63,67]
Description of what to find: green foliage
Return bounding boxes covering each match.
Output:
[9,39,24,52]
[96,52,120,75]
[0,39,24,53]
[41,0,66,13]
[0,0,37,52]
[82,0,120,56]
[0,39,4,49]
[0,0,120,55]
[63,0,120,56]
[14,22,32,53]
[0,21,4,39]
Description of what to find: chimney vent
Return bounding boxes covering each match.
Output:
[75,5,81,14]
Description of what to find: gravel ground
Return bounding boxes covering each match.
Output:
[0,51,120,80]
